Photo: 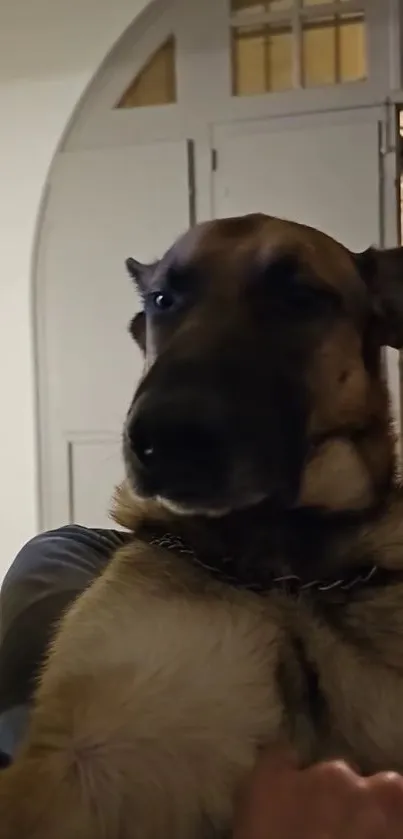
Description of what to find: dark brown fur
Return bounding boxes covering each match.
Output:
[2,214,403,838]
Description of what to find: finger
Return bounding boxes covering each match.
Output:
[345,808,387,839]
[306,759,362,794]
[343,773,403,839]
[233,748,299,839]
[366,772,403,836]
[234,745,298,809]
[252,744,299,775]
[301,762,364,839]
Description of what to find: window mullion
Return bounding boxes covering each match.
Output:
[265,22,271,92]
[293,0,303,89]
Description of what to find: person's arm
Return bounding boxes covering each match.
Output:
[234,748,403,839]
[0,525,129,762]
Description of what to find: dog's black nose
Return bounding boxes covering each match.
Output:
[129,416,217,469]
[126,391,227,500]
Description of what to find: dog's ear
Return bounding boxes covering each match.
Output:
[356,247,403,349]
[125,257,157,297]
[129,312,146,354]
[126,258,159,355]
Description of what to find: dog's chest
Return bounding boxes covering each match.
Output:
[78,578,403,776]
[51,578,287,831]
[123,587,403,782]
[46,565,403,838]
[277,594,403,772]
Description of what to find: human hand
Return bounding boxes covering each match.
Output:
[233,748,403,838]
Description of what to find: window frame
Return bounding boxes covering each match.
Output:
[62,0,398,155]
[115,35,178,109]
[230,0,367,93]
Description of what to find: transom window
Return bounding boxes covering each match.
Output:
[115,37,177,109]
[231,0,367,96]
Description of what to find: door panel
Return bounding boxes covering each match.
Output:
[38,140,190,529]
[212,113,400,436]
[69,436,123,529]
[212,115,381,250]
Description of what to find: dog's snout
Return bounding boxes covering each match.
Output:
[127,415,155,468]
[127,390,228,503]
[129,409,219,468]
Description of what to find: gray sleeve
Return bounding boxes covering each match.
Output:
[0,525,129,760]
[0,525,129,634]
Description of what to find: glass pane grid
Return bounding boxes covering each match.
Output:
[231,2,367,97]
[301,12,366,87]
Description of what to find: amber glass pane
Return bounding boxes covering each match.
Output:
[232,24,293,95]
[116,38,176,108]
[232,27,266,95]
[303,18,336,87]
[267,27,293,91]
[339,16,366,82]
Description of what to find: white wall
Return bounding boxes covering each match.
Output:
[0,0,149,571]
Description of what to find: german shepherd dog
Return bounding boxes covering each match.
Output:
[3,214,403,838]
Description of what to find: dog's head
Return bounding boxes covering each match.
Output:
[123,214,402,518]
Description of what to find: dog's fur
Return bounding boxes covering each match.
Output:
[3,214,403,837]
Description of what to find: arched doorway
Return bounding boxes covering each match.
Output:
[35,0,401,530]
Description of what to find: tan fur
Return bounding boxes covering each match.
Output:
[307,322,371,434]
[3,492,403,837]
[0,538,282,838]
[298,437,374,510]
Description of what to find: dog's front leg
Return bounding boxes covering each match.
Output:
[0,548,279,839]
[0,748,108,839]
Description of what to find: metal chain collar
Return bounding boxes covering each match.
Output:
[149,532,378,596]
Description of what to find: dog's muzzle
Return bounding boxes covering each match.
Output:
[124,388,230,507]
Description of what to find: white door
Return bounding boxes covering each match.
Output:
[212,112,400,431]
[212,112,382,252]
[37,141,191,530]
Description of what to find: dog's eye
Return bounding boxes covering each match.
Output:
[147,290,179,314]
